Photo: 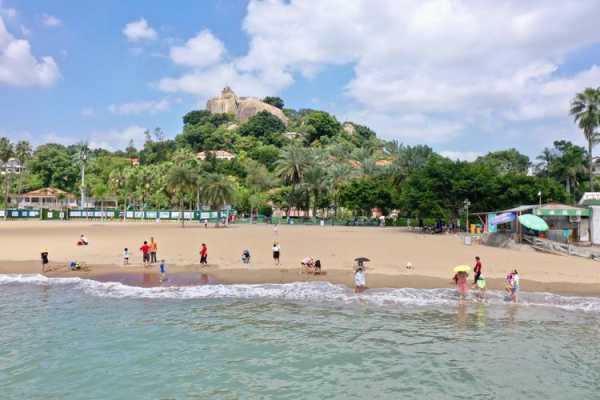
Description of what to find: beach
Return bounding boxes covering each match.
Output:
[2,220,600,296]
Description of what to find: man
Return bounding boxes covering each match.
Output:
[200,243,208,265]
[140,241,150,266]
[473,256,482,284]
[149,237,158,264]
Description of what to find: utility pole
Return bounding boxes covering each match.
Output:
[464,198,471,233]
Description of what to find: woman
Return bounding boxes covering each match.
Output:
[456,271,469,300]
[272,242,280,265]
[510,269,520,303]
[354,267,366,293]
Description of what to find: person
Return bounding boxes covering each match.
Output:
[204,219,208,228]
[475,275,486,301]
[272,242,280,265]
[123,248,129,265]
[241,249,251,264]
[504,271,514,298]
[510,269,520,303]
[149,237,158,264]
[314,259,322,274]
[159,259,167,282]
[301,256,314,273]
[41,248,49,272]
[140,241,150,266]
[456,271,469,300]
[200,243,208,265]
[473,256,482,284]
[77,234,89,246]
[354,267,366,293]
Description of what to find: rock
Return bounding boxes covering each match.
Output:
[206,87,288,125]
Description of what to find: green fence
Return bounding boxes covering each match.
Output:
[0,209,41,219]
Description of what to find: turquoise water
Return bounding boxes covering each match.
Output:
[1,275,600,399]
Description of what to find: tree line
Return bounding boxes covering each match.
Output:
[0,88,599,221]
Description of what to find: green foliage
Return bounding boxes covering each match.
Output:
[304,111,341,143]
[475,148,530,175]
[338,177,395,215]
[183,110,234,127]
[262,96,284,109]
[239,111,286,145]
[28,144,80,192]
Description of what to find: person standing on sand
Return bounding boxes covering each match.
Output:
[149,237,158,264]
[140,241,150,266]
[200,243,208,265]
[473,256,482,284]
[272,242,280,265]
[123,248,129,265]
[41,249,49,272]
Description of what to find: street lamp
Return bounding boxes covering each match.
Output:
[463,198,471,233]
[538,191,542,208]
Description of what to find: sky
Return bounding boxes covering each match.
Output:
[1,0,600,160]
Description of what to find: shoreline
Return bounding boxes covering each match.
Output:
[3,260,600,297]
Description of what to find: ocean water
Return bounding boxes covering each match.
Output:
[1,275,600,399]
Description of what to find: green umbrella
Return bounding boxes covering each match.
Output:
[518,214,549,232]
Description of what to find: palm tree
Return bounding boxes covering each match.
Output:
[166,165,197,227]
[303,164,329,218]
[570,87,600,191]
[202,173,235,226]
[14,140,32,201]
[327,163,354,219]
[275,146,310,187]
[92,182,109,221]
[535,148,554,177]
[0,137,14,211]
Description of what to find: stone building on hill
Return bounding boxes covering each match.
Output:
[206,87,288,126]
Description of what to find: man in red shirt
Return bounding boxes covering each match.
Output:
[473,256,482,284]
[140,241,150,266]
[200,243,208,265]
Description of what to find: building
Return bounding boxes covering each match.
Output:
[1,158,24,174]
[196,150,236,161]
[12,188,79,209]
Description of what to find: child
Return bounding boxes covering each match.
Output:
[314,259,322,275]
[511,269,520,303]
[123,248,129,265]
[159,259,167,282]
[475,275,486,301]
[504,271,514,298]
[41,249,49,272]
[77,234,89,246]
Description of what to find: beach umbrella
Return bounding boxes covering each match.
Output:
[453,265,470,273]
[354,257,370,267]
[491,212,515,225]
[518,214,549,232]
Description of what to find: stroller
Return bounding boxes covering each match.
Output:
[241,250,251,264]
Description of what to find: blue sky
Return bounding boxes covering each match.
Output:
[1,0,600,160]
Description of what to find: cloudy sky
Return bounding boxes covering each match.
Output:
[1,0,600,160]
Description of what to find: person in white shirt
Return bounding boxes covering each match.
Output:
[272,242,280,265]
[510,269,520,303]
[354,267,366,293]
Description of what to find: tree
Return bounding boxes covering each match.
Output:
[547,140,587,196]
[167,166,197,227]
[338,177,394,216]
[239,111,286,144]
[570,87,600,191]
[202,173,235,226]
[304,111,341,143]
[0,137,14,209]
[475,149,530,175]
[303,163,329,218]
[275,146,311,187]
[28,144,79,192]
[263,96,284,109]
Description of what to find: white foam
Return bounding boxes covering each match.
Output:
[2,274,600,312]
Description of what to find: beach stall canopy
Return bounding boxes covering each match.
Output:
[491,212,516,225]
[518,214,549,232]
[533,204,590,217]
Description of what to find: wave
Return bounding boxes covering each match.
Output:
[2,274,600,312]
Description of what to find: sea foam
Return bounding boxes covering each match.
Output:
[1,274,600,312]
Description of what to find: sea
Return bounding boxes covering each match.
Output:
[1,274,600,400]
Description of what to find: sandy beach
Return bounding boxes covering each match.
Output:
[2,220,600,295]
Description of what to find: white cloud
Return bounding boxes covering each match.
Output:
[41,126,148,151]
[108,99,170,115]
[80,107,95,117]
[0,1,16,18]
[0,16,60,87]
[156,0,600,145]
[87,125,147,150]
[42,14,62,28]
[170,29,225,68]
[122,18,157,42]
[439,151,482,162]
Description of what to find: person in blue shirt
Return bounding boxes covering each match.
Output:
[159,259,167,282]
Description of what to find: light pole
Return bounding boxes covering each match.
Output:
[464,198,471,233]
[538,191,542,208]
